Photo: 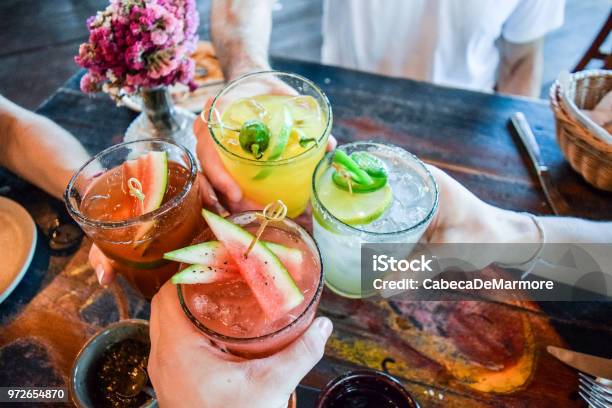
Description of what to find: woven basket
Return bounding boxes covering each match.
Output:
[549,70,612,191]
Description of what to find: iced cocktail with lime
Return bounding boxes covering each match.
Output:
[311,142,438,298]
[207,71,332,217]
[167,207,323,358]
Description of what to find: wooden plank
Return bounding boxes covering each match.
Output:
[305,293,585,407]
[0,0,107,57]
[0,43,83,109]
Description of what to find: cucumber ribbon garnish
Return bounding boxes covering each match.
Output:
[331,150,388,194]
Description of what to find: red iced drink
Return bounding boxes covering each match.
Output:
[65,140,203,299]
[176,211,323,358]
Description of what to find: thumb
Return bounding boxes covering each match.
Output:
[89,244,115,286]
[262,317,332,389]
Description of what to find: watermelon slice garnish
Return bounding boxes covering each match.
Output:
[263,241,303,280]
[123,151,169,215]
[171,264,239,284]
[164,240,303,280]
[201,209,304,320]
[122,151,168,243]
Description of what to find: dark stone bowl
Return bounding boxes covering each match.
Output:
[70,319,156,408]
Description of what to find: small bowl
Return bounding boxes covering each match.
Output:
[70,319,155,408]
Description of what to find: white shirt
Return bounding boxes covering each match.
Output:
[322,0,564,92]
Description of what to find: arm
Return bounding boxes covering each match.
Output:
[539,216,612,243]
[494,213,612,269]
[0,96,90,199]
[425,165,612,268]
[210,0,276,81]
[496,38,544,98]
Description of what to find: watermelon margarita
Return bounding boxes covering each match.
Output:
[171,210,323,358]
[65,140,203,299]
[206,71,332,217]
[311,142,438,298]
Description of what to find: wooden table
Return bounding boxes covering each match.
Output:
[1,58,610,407]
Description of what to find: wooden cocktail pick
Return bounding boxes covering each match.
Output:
[332,162,354,194]
[244,200,288,258]
[127,177,145,213]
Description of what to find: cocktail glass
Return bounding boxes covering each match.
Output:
[311,141,438,299]
[177,211,324,358]
[316,369,419,408]
[65,139,203,299]
[207,71,332,217]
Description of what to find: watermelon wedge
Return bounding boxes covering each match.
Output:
[123,151,169,215]
[201,209,304,320]
[164,241,229,267]
[171,264,239,284]
[122,151,168,244]
[263,241,304,280]
[163,240,303,279]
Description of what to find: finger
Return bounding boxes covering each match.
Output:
[326,135,337,152]
[149,290,161,353]
[151,281,243,361]
[195,99,243,203]
[198,173,229,217]
[153,282,220,350]
[89,244,115,286]
[227,195,264,214]
[260,317,332,389]
[154,282,203,345]
[269,79,299,96]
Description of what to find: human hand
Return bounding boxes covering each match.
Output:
[195,97,336,213]
[420,165,541,268]
[89,172,228,286]
[148,281,333,408]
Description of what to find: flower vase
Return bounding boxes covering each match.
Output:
[124,87,197,157]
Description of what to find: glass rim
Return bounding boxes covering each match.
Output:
[312,141,439,236]
[177,211,325,344]
[64,139,198,229]
[316,369,417,407]
[207,70,333,166]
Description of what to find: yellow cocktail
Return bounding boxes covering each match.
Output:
[207,71,332,217]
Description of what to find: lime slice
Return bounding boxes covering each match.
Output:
[318,170,393,225]
[253,105,292,180]
[266,106,292,160]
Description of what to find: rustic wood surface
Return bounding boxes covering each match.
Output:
[2,0,611,110]
[0,58,610,407]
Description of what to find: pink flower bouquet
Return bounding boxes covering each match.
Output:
[76,0,199,102]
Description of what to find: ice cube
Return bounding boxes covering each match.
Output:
[228,98,268,126]
[286,95,321,124]
[389,169,423,206]
[192,295,218,317]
